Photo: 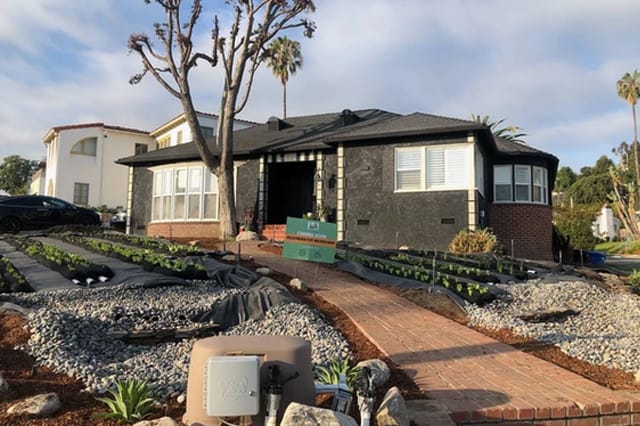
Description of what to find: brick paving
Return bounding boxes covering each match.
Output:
[239,242,640,425]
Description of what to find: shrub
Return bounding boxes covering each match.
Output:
[95,379,155,422]
[553,205,598,250]
[315,359,361,390]
[628,269,640,292]
[449,228,498,254]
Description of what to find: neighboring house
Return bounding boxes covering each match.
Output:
[29,161,46,195]
[41,112,254,210]
[592,205,620,241]
[117,109,559,260]
[42,123,153,208]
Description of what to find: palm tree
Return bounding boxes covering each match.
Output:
[264,36,303,118]
[616,70,640,188]
[470,114,527,144]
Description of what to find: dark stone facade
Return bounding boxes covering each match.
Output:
[130,167,153,235]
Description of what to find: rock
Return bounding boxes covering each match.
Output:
[256,267,271,275]
[635,370,640,384]
[290,278,306,290]
[0,373,9,395]
[0,301,32,317]
[133,416,179,426]
[376,387,409,426]
[236,231,259,241]
[281,402,357,426]
[356,359,390,388]
[398,245,411,251]
[517,306,579,323]
[221,254,237,262]
[187,240,200,247]
[176,393,186,404]
[7,392,61,417]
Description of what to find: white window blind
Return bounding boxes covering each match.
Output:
[396,149,423,191]
[426,148,445,188]
[514,165,531,202]
[494,165,512,202]
[443,147,468,189]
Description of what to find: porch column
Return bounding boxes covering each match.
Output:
[259,156,266,225]
[337,144,345,240]
[467,131,477,231]
[125,166,134,235]
[315,151,324,209]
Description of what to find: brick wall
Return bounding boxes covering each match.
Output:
[488,204,553,260]
[147,222,220,240]
[262,224,286,242]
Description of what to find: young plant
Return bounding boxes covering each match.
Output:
[628,269,640,292]
[315,359,361,390]
[95,379,155,422]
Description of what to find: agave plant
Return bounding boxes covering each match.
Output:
[95,379,156,422]
[315,358,361,390]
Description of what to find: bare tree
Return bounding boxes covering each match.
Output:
[128,0,316,238]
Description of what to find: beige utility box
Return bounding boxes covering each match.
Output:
[183,335,315,426]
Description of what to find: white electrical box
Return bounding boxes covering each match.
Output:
[204,355,260,417]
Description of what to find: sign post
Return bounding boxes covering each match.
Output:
[282,217,337,264]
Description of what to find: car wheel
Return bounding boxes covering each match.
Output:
[0,217,20,234]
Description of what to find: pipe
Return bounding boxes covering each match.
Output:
[356,367,376,426]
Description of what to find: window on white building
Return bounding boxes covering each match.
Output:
[201,127,214,138]
[71,138,97,156]
[152,166,219,221]
[135,143,148,155]
[73,183,89,205]
[395,144,470,192]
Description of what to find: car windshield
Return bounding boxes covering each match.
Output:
[43,198,71,209]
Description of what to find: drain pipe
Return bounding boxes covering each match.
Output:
[356,367,376,426]
[264,365,298,426]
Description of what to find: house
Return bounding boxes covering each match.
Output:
[40,112,254,210]
[29,161,46,195]
[42,123,153,208]
[117,109,559,260]
[592,205,620,241]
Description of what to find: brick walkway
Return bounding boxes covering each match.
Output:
[239,242,640,425]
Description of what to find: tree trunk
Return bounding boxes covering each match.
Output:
[283,82,287,119]
[216,91,239,240]
[634,103,640,194]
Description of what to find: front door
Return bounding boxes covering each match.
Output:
[266,161,315,224]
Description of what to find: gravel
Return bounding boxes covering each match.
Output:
[466,275,640,373]
[8,280,351,399]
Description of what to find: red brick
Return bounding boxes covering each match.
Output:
[600,402,616,414]
[517,407,535,420]
[147,221,221,240]
[582,404,599,417]
[484,407,503,420]
[488,204,553,260]
[503,407,519,420]
[536,421,566,426]
[535,406,552,419]
[566,405,583,417]
[551,406,567,419]
[601,414,632,425]
[614,400,630,413]
[567,417,598,426]
[450,410,470,423]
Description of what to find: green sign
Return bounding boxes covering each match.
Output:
[282,217,337,264]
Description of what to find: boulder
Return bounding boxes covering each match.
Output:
[221,254,237,262]
[133,417,179,426]
[0,301,32,317]
[176,393,186,404]
[0,373,9,395]
[376,387,409,426]
[356,359,390,388]
[236,231,259,241]
[281,402,357,426]
[256,267,271,275]
[290,278,306,290]
[7,392,61,417]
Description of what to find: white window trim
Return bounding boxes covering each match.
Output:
[394,143,472,193]
[493,164,549,205]
[514,164,531,203]
[493,165,513,203]
[150,164,219,222]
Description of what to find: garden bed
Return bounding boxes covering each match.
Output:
[0,255,33,293]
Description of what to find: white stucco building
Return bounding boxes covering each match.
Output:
[42,123,153,208]
[592,205,620,241]
[40,112,255,210]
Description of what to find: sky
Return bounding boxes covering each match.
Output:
[1,0,640,173]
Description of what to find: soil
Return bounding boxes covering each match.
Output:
[1,238,638,425]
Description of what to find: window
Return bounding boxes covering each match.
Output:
[533,166,548,204]
[157,136,170,149]
[494,165,512,202]
[73,183,89,205]
[395,144,470,192]
[494,164,549,204]
[514,165,531,202]
[201,126,214,138]
[151,166,218,221]
[395,148,423,191]
[177,131,183,145]
[71,137,97,156]
[135,143,148,155]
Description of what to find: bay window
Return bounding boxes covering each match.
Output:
[152,166,219,221]
[494,164,548,204]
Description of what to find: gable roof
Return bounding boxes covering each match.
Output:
[149,111,258,136]
[43,123,149,144]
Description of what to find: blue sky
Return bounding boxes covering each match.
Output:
[1,0,640,173]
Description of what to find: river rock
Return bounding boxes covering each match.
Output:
[356,359,390,388]
[280,402,357,426]
[236,231,259,241]
[133,416,179,426]
[376,387,409,426]
[290,278,306,290]
[0,301,32,317]
[7,392,61,417]
[256,267,271,275]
